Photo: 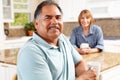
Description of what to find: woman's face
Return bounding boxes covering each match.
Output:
[80,14,91,28]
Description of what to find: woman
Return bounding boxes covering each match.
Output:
[70,9,104,55]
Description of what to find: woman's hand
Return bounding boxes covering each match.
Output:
[76,47,100,55]
[76,47,91,55]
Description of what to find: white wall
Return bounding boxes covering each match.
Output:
[58,0,86,22]
[29,0,44,21]
[0,0,6,42]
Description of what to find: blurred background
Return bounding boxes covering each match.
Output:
[1,0,120,38]
[0,0,120,80]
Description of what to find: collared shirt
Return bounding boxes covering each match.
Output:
[17,33,82,80]
[69,25,104,51]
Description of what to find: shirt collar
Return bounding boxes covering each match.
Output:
[32,32,64,49]
[79,25,94,34]
[89,25,94,34]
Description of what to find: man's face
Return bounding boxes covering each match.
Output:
[34,5,63,41]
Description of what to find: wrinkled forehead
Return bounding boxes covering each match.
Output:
[41,5,62,16]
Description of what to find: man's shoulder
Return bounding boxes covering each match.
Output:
[59,34,69,41]
[59,34,71,44]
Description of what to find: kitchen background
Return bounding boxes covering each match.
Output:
[3,0,120,37]
[0,0,120,80]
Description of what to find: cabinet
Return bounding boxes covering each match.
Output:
[108,1,120,18]
[0,0,6,40]
[58,0,86,22]
[0,66,5,80]
[86,0,120,18]
[2,0,14,22]
[0,63,16,80]
[85,1,111,18]
[58,0,120,21]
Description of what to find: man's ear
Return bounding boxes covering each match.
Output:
[33,20,38,29]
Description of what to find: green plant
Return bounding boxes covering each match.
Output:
[24,22,35,30]
[11,13,28,27]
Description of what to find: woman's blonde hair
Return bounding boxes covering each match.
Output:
[78,9,95,26]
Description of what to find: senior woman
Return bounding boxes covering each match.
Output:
[69,9,104,55]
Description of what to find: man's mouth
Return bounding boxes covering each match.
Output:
[48,26,59,30]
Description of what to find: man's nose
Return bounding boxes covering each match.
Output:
[50,17,58,24]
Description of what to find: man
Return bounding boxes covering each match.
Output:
[17,1,96,80]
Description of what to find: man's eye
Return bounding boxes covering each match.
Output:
[44,16,52,20]
[45,16,52,20]
[43,15,62,20]
[56,16,62,20]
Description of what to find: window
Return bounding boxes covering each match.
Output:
[14,0,29,13]
[11,13,29,27]
[10,0,30,28]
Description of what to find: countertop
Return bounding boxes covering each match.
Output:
[0,36,31,50]
[0,36,31,65]
[1,51,120,70]
[82,52,120,71]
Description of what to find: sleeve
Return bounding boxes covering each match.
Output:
[95,27,104,51]
[17,45,52,80]
[71,44,83,64]
[69,28,78,48]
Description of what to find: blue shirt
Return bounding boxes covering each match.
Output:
[69,25,104,51]
[17,33,82,80]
